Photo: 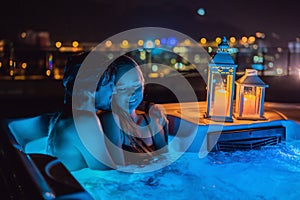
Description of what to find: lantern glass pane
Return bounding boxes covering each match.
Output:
[242,86,259,116]
[209,72,233,116]
[256,87,263,115]
[235,84,241,113]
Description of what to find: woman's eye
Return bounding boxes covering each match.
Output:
[117,88,126,92]
[134,85,142,89]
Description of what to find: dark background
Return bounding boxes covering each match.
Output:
[0,0,300,118]
[1,0,299,46]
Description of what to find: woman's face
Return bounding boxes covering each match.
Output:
[112,66,144,113]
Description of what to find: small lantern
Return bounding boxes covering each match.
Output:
[234,69,268,120]
[206,36,237,122]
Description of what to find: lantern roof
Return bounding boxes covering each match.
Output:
[218,36,230,49]
[236,69,268,87]
[209,36,237,66]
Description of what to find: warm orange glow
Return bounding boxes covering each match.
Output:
[46,69,51,76]
[0,40,4,52]
[256,32,265,39]
[241,36,248,43]
[213,87,228,116]
[9,70,14,76]
[248,36,255,44]
[215,37,221,44]
[59,47,83,52]
[55,41,62,48]
[9,59,13,67]
[122,40,128,46]
[137,40,144,46]
[0,62,2,68]
[53,68,63,80]
[121,40,129,48]
[148,73,160,78]
[200,38,207,45]
[72,41,79,48]
[154,39,160,46]
[184,39,191,46]
[229,37,236,43]
[21,63,27,69]
[255,32,265,39]
[21,32,26,39]
[105,40,112,47]
[243,94,256,115]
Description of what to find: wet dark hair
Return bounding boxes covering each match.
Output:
[63,51,89,104]
[62,52,140,109]
[97,54,141,87]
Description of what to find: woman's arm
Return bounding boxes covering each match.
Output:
[73,110,119,170]
[147,104,169,150]
[99,111,125,166]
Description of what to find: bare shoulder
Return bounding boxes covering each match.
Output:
[51,111,102,149]
[53,117,77,142]
[67,110,102,129]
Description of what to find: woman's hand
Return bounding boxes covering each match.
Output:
[148,104,168,135]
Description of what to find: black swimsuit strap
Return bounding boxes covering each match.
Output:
[142,113,155,145]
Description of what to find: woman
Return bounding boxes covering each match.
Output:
[48,53,168,170]
[98,55,169,165]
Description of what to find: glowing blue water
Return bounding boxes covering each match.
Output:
[72,141,300,200]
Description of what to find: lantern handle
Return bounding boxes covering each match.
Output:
[218,36,229,51]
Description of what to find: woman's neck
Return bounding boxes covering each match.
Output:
[130,110,138,122]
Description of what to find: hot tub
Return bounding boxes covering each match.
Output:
[1,103,300,199]
[0,114,93,199]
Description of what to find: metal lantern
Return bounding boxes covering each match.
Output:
[206,36,237,122]
[234,69,268,120]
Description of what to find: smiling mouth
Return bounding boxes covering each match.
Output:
[129,98,137,104]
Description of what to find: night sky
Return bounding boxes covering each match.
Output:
[1,0,299,46]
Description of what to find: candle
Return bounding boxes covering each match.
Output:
[243,94,256,115]
[213,88,228,116]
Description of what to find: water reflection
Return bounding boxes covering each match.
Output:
[72,141,300,200]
